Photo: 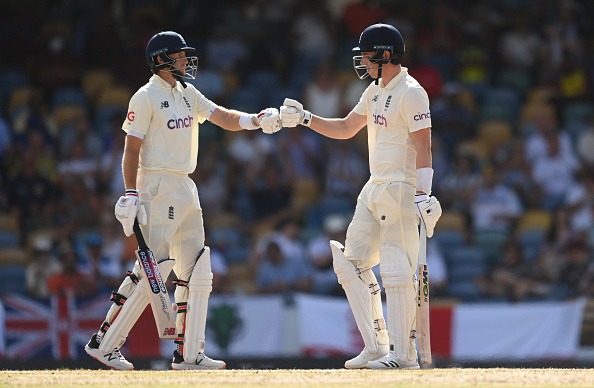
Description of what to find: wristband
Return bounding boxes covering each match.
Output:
[416,167,433,195]
[125,189,138,198]
[239,114,260,130]
[302,110,312,127]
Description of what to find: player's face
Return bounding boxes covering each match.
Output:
[361,51,380,78]
[169,51,189,75]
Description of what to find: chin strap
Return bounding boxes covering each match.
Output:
[174,75,187,89]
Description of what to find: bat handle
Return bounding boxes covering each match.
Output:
[133,217,149,250]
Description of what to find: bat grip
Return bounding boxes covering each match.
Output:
[133,217,149,250]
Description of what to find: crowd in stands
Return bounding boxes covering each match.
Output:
[1,0,594,304]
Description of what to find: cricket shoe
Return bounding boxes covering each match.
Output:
[84,333,134,370]
[344,344,389,369]
[367,352,420,370]
[171,349,226,370]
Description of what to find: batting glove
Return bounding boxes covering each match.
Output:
[280,98,312,127]
[258,107,282,134]
[114,189,147,237]
[414,194,442,238]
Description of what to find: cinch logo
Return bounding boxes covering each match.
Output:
[167,115,194,130]
[127,111,135,121]
[373,113,388,127]
[414,112,431,121]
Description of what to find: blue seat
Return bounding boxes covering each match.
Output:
[52,87,87,108]
[447,280,484,302]
[446,246,487,283]
[0,231,18,248]
[473,229,509,265]
[432,230,466,252]
[0,264,27,294]
[518,230,545,262]
[228,87,263,113]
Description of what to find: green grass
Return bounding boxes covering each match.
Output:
[1,368,594,388]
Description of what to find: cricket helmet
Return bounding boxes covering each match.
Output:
[352,24,405,80]
[145,31,197,80]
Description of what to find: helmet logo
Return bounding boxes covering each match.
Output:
[373,45,393,51]
[127,111,135,121]
[150,47,169,58]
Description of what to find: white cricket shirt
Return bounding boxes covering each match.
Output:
[123,75,217,174]
[353,67,431,185]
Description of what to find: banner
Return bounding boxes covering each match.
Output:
[451,298,586,361]
[160,294,286,358]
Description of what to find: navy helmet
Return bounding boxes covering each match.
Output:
[145,31,197,81]
[352,24,405,80]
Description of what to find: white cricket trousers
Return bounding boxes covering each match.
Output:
[343,180,419,274]
[137,169,205,281]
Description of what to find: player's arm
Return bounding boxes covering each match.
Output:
[122,134,143,190]
[410,127,432,193]
[209,106,281,134]
[280,98,366,139]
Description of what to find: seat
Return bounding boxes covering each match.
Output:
[0,264,27,294]
[496,70,532,96]
[447,280,484,302]
[53,105,86,127]
[0,231,18,248]
[81,69,114,102]
[96,86,132,109]
[0,247,27,266]
[517,210,552,233]
[446,246,487,276]
[52,87,87,108]
[518,230,546,263]
[432,230,466,253]
[226,263,256,294]
[477,121,513,156]
[473,229,509,266]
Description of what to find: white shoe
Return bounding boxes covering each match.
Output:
[171,350,226,370]
[367,352,420,370]
[345,344,389,369]
[85,334,134,370]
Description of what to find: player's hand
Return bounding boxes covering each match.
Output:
[258,107,282,134]
[280,98,312,127]
[414,194,442,238]
[114,190,147,237]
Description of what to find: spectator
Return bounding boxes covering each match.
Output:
[25,235,61,298]
[307,213,349,295]
[470,168,523,233]
[47,244,98,299]
[255,240,310,294]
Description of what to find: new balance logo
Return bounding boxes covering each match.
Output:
[161,101,170,109]
[380,360,400,368]
[168,206,174,219]
[106,353,118,361]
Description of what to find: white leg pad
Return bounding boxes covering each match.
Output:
[178,247,213,363]
[331,240,379,353]
[98,260,175,352]
[380,244,418,365]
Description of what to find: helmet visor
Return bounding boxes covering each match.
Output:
[159,54,198,80]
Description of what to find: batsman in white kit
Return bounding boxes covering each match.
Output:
[84,31,281,370]
[279,23,442,369]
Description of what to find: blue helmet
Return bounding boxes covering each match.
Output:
[352,24,405,80]
[145,31,197,80]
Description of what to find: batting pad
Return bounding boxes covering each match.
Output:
[380,244,418,365]
[331,240,379,353]
[99,260,175,352]
[182,247,213,362]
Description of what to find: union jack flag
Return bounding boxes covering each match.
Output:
[1,293,110,360]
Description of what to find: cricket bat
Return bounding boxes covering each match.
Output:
[416,222,432,365]
[133,218,177,339]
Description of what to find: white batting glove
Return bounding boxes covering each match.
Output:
[114,189,147,237]
[414,194,442,238]
[280,98,312,127]
[258,107,282,134]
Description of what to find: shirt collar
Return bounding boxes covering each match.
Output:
[380,67,408,90]
[149,74,182,91]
